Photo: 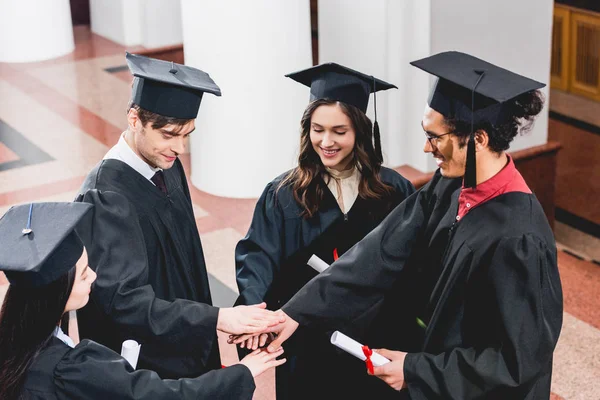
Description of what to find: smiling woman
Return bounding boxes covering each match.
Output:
[234,63,416,400]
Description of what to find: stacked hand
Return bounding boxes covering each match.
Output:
[228,310,299,351]
[217,302,286,335]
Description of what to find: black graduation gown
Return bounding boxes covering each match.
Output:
[235,167,415,400]
[282,170,563,400]
[75,158,221,379]
[22,337,255,400]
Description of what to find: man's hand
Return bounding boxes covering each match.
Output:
[227,310,299,352]
[238,333,276,350]
[370,349,408,391]
[217,302,285,335]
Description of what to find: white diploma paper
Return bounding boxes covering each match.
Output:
[121,339,141,369]
[307,254,330,273]
[330,331,390,366]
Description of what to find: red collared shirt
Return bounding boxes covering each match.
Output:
[456,155,531,221]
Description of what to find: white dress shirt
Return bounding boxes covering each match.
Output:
[104,132,161,184]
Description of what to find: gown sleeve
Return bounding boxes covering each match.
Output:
[403,234,563,399]
[281,180,431,329]
[54,340,255,400]
[234,182,285,306]
[76,189,219,357]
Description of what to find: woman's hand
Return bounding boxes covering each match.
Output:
[238,348,286,378]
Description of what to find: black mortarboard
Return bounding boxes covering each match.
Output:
[0,202,93,288]
[410,51,545,187]
[126,52,221,120]
[286,62,397,163]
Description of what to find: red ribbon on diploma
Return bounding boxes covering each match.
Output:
[333,248,339,261]
[362,345,374,374]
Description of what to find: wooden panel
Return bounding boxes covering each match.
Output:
[570,11,600,101]
[512,142,562,229]
[135,44,184,65]
[551,6,571,91]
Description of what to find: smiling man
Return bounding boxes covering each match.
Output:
[251,51,564,399]
[74,53,284,382]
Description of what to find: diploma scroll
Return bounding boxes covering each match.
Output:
[330,331,390,366]
[307,254,330,273]
[121,339,141,369]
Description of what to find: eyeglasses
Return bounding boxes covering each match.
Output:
[421,122,454,148]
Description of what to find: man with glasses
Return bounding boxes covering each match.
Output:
[234,51,563,399]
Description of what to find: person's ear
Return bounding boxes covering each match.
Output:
[475,130,489,152]
[127,108,139,132]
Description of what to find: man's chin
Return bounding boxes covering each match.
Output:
[438,167,463,179]
[157,159,176,170]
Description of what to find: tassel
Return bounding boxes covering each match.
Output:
[371,75,384,164]
[464,133,476,188]
[465,69,486,188]
[373,120,383,164]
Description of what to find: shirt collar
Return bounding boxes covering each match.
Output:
[104,132,161,181]
[54,326,75,348]
[457,155,528,220]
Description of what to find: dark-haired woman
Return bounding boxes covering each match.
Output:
[0,202,285,400]
[234,64,415,399]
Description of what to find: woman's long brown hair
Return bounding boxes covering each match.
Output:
[279,99,394,218]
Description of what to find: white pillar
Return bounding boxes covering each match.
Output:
[430,0,553,152]
[0,0,74,63]
[90,0,143,46]
[142,0,182,48]
[318,0,553,171]
[182,0,312,198]
[318,0,433,171]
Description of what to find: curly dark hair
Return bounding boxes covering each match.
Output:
[279,99,394,218]
[444,90,545,152]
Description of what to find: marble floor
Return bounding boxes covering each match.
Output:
[1,26,599,400]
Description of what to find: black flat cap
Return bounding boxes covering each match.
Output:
[410,51,545,125]
[0,202,93,287]
[285,62,397,113]
[126,52,221,119]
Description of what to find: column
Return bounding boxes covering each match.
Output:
[182,0,312,198]
[90,0,143,46]
[0,0,74,63]
[318,0,433,171]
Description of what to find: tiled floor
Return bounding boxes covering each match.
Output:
[1,26,599,399]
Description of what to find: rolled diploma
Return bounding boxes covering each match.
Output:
[307,254,330,273]
[121,339,141,369]
[330,331,390,366]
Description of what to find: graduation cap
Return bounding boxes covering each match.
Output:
[126,52,222,120]
[286,63,398,163]
[410,51,545,187]
[0,202,93,288]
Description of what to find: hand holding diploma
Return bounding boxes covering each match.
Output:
[369,348,408,391]
[330,331,407,390]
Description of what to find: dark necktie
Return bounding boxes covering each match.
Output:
[151,170,167,194]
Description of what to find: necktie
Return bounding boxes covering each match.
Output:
[151,170,167,194]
